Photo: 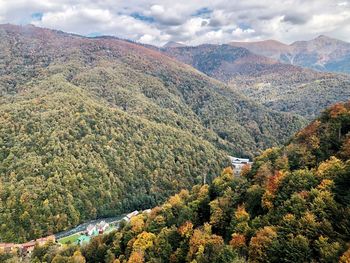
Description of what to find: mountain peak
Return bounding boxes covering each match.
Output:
[163,41,186,48]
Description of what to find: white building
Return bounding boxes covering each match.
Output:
[86,224,97,236]
[96,221,109,233]
[229,156,253,176]
[126,210,139,219]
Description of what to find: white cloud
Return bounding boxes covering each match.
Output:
[0,0,349,45]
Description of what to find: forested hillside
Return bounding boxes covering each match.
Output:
[0,24,305,242]
[29,101,350,262]
[0,24,304,157]
[162,44,350,120]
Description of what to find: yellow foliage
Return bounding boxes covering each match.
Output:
[130,215,145,233]
[197,185,209,199]
[317,179,334,191]
[132,231,156,252]
[235,205,250,221]
[71,251,86,263]
[179,189,190,200]
[169,194,183,207]
[317,157,344,179]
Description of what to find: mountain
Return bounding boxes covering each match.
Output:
[230,35,350,73]
[163,41,186,48]
[27,101,350,263]
[161,44,296,82]
[230,39,292,61]
[0,24,305,242]
[162,43,350,120]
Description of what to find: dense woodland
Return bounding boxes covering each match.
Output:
[12,101,349,262]
[0,24,306,243]
[0,81,230,242]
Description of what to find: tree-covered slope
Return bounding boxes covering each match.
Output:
[0,77,229,243]
[32,101,350,262]
[0,24,305,157]
[0,24,306,242]
[230,70,350,120]
[162,43,350,120]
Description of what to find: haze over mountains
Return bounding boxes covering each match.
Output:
[162,41,350,119]
[164,35,350,75]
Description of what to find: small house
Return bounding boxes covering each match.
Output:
[96,221,109,234]
[229,156,253,176]
[21,241,36,255]
[86,224,97,236]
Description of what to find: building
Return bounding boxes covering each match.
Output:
[126,210,139,219]
[21,241,36,255]
[229,156,253,176]
[96,221,109,234]
[86,224,98,236]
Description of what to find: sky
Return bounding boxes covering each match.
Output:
[0,0,350,46]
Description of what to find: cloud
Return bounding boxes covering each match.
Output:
[0,0,349,45]
[282,13,308,25]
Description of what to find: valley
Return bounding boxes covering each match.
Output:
[0,9,349,261]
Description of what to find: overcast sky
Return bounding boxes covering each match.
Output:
[0,0,350,46]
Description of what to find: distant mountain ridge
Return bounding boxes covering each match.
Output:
[161,42,350,120]
[230,35,350,73]
[163,41,186,48]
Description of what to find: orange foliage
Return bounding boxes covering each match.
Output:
[240,164,251,177]
[340,247,350,263]
[249,226,277,262]
[222,166,234,176]
[128,251,144,263]
[266,171,284,193]
[262,171,284,209]
[329,103,348,118]
[130,215,145,233]
[188,225,224,260]
[178,221,194,238]
[297,120,321,140]
[229,233,246,249]
[235,205,250,221]
[254,163,273,185]
[340,136,350,159]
